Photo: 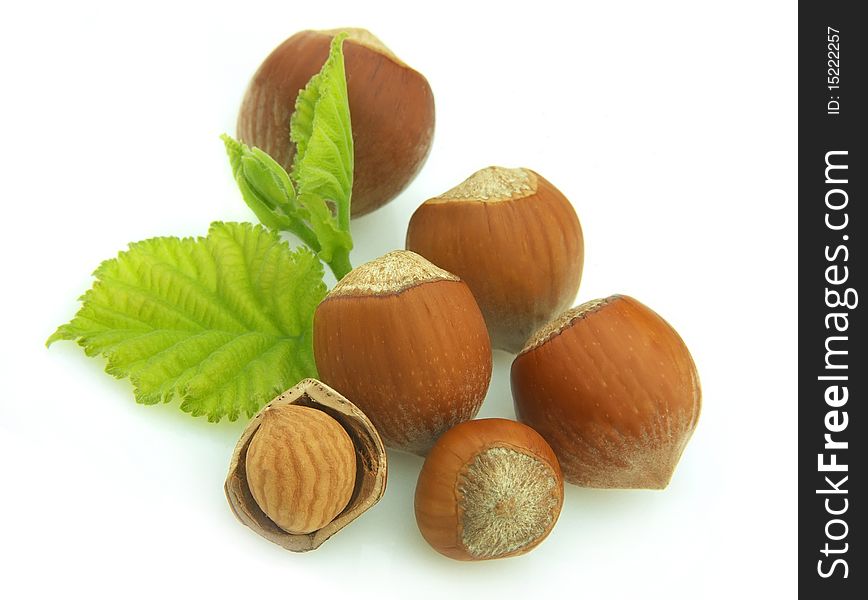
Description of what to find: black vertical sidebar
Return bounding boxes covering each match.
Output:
[799,1,866,596]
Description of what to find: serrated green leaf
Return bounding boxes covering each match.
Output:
[223,33,354,280]
[48,222,326,422]
[290,33,354,236]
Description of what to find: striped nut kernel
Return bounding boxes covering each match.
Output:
[511,295,701,489]
[415,418,563,561]
[246,405,356,534]
[314,250,492,455]
[226,378,387,552]
[406,166,584,353]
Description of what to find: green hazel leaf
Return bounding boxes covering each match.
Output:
[221,134,320,252]
[290,33,354,270]
[47,222,326,422]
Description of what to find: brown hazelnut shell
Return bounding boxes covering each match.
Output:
[406,166,583,353]
[225,378,387,552]
[313,251,492,455]
[237,28,435,217]
[414,418,564,561]
[511,295,701,489]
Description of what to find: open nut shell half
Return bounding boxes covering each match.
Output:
[225,378,388,551]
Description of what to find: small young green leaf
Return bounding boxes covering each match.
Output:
[221,134,320,252]
[48,222,326,422]
[291,33,354,248]
[223,33,354,280]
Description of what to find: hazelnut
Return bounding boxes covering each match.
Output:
[406,166,583,353]
[511,295,701,489]
[245,405,355,535]
[414,418,564,561]
[237,28,435,217]
[313,250,492,455]
[225,378,387,552]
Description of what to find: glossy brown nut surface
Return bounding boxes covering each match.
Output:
[415,418,563,561]
[406,166,583,353]
[511,295,701,489]
[237,28,435,217]
[313,251,492,455]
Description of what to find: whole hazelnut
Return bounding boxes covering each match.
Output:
[406,166,583,353]
[237,28,435,217]
[313,250,492,455]
[511,295,701,489]
[225,378,387,552]
[414,418,564,561]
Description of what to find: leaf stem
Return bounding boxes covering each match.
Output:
[328,249,353,280]
[287,221,321,254]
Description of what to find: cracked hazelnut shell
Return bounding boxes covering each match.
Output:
[406,166,583,353]
[225,378,387,552]
[415,418,563,561]
[313,250,492,455]
[237,28,435,217]
[511,295,701,489]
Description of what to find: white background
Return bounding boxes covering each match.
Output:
[0,1,796,598]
